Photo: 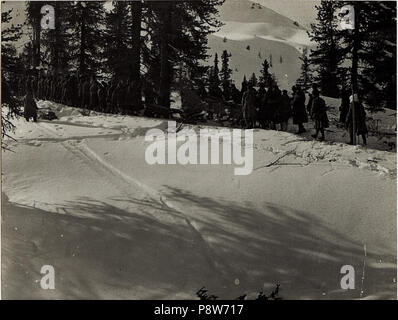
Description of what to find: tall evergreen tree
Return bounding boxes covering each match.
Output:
[220,50,232,92]
[41,1,73,74]
[67,1,105,77]
[1,7,23,148]
[208,52,220,89]
[340,1,397,110]
[308,0,343,97]
[129,0,143,108]
[296,47,312,90]
[259,58,272,87]
[145,0,224,107]
[241,75,248,93]
[249,72,258,87]
[25,1,42,69]
[103,1,132,79]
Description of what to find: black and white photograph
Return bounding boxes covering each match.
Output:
[1,0,397,301]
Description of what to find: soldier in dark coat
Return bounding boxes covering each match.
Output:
[241,84,257,128]
[307,84,319,115]
[292,85,308,134]
[89,76,100,111]
[62,75,77,107]
[275,90,291,131]
[346,94,368,145]
[24,84,38,122]
[50,76,57,101]
[110,80,120,113]
[124,80,135,115]
[311,90,329,141]
[70,75,79,108]
[37,74,43,99]
[98,81,108,112]
[263,84,281,130]
[114,80,127,114]
[339,89,350,123]
[80,77,90,109]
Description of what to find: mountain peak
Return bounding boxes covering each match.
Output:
[219,0,305,30]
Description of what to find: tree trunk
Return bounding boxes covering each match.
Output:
[130,0,142,108]
[351,3,360,144]
[158,2,172,109]
[32,12,41,69]
[79,7,86,77]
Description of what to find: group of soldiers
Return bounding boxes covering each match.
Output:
[240,82,367,144]
[18,73,143,115]
[240,83,311,133]
[17,71,367,145]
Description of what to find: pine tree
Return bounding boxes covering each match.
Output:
[296,47,312,91]
[259,59,272,87]
[129,0,143,108]
[146,0,224,107]
[220,50,232,93]
[1,7,23,149]
[280,55,283,64]
[103,1,132,79]
[25,1,42,69]
[67,1,105,77]
[241,75,248,93]
[308,0,343,97]
[209,53,220,89]
[269,54,273,67]
[41,1,73,74]
[340,1,396,110]
[249,73,258,87]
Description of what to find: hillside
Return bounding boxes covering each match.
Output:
[206,0,314,90]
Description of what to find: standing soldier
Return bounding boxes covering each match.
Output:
[292,85,308,134]
[89,76,100,111]
[124,79,134,115]
[311,90,329,141]
[24,83,38,122]
[275,90,291,131]
[263,84,280,130]
[111,79,120,113]
[80,76,90,109]
[143,79,157,106]
[37,73,43,99]
[31,74,38,97]
[106,79,116,113]
[241,84,257,129]
[116,79,128,114]
[339,88,350,124]
[50,75,57,101]
[307,84,319,115]
[346,94,368,145]
[98,81,108,112]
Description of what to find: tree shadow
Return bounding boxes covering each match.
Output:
[2,189,396,300]
[158,185,397,299]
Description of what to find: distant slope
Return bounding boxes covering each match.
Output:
[207,36,302,91]
[206,0,315,90]
[218,0,306,28]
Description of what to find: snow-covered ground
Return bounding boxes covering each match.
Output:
[1,100,396,299]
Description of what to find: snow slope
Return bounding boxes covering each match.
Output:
[2,101,396,299]
[207,0,314,90]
